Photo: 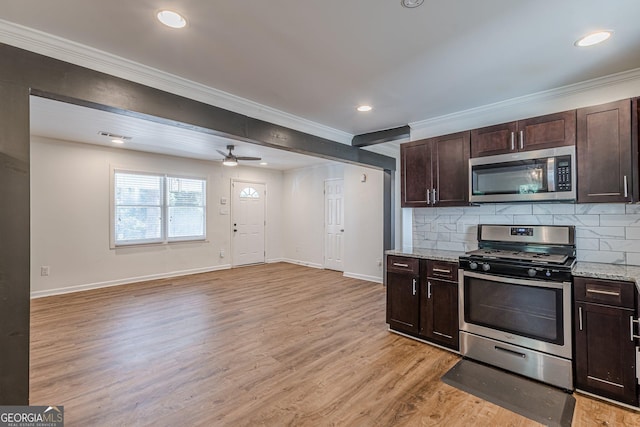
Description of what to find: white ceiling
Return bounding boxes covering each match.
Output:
[29,96,332,171]
[3,1,640,166]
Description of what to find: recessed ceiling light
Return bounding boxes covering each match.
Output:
[111,139,125,144]
[157,10,187,29]
[401,0,424,8]
[357,105,373,112]
[260,162,268,166]
[575,30,612,47]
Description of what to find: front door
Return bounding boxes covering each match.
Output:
[232,181,266,266]
[324,179,344,271]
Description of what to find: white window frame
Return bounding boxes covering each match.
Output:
[110,168,207,248]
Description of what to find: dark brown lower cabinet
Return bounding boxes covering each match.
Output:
[386,256,420,335]
[419,277,459,350]
[386,257,459,351]
[574,277,639,406]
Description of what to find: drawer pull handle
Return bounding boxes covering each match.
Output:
[393,263,409,268]
[578,306,583,331]
[586,288,620,297]
[432,268,451,274]
[630,317,640,342]
[495,346,526,359]
[433,331,453,339]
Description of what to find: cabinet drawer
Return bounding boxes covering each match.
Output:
[426,260,458,282]
[574,277,635,308]
[387,256,419,275]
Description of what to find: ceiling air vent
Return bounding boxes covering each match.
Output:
[98,131,132,140]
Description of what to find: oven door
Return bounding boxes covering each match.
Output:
[459,270,572,359]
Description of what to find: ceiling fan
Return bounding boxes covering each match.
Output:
[216,144,261,166]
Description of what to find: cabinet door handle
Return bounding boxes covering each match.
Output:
[510,132,515,151]
[519,130,524,149]
[578,306,583,331]
[432,268,451,274]
[426,189,430,204]
[432,188,437,204]
[624,175,628,198]
[392,262,409,268]
[427,281,432,299]
[630,316,640,341]
[586,288,620,297]
[412,278,417,296]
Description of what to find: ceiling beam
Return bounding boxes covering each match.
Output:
[351,125,410,147]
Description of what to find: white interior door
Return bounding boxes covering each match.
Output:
[232,181,266,266]
[324,179,344,271]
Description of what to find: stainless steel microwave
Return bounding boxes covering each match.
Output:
[469,145,576,203]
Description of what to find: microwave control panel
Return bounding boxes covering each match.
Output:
[556,156,572,191]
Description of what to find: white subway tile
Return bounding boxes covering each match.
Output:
[479,215,514,224]
[413,240,437,249]
[464,204,496,215]
[600,239,640,252]
[436,207,464,215]
[553,215,599,226]
[624,253,640,266]
[532,204,576,214]
[436,241,465,252]
[626,204,640,214]
[626,227,640,239]
[457,223,478,235]
[600,214,640,227]
[575,203,626,215]
[496,204,533,215]
[575,226,625,239]
[576,250,625,264]
[512,215,554,225]
[576,238,599,250]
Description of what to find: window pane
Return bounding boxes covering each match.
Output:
[116,173,162,205]
[168,177,205,206]
[168,207,205,238]
[115,207,162,242]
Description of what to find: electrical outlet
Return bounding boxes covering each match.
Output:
[40,266,50,276]
[220,249,225,258]
[376,258,382,267]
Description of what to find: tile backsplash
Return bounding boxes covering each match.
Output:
[412,203,640,265]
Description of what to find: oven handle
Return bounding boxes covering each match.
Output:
[461,270,569,289]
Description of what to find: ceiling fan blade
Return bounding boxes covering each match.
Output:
[216,149,228,157]
[236,156,262,161]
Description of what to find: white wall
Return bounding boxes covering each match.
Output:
[282,163,385,282]
[30,136,284,297]
[343,165,384,282]
[31,136,386,297]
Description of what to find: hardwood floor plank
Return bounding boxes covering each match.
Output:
[29,263,640,426]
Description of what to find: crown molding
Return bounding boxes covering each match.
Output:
[410,67,640,140]
[0,19,353,145]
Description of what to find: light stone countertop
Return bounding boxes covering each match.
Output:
[385,248,464,263]
[572,262,640,290]
[385,250,640,290]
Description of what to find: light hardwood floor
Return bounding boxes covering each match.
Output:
[30,263,640,426]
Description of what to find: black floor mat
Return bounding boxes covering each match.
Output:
[441,359,575,427]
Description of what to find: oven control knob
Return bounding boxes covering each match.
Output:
[528,268,537,277]
[546,270,552,277]
[482,263,490,272]
[469,261,478,270]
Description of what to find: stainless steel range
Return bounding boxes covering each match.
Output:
[458,224,576,390]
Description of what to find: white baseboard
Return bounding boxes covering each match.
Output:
[279,258,324,269]
[30,264,232,298]
[343,271,383,284]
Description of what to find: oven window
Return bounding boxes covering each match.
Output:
[472,159,549,195]
[464,276,563,344]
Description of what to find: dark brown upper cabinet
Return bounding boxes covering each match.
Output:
[401,131,470,208]
[470,110,576,157]
[577,99,634,203]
